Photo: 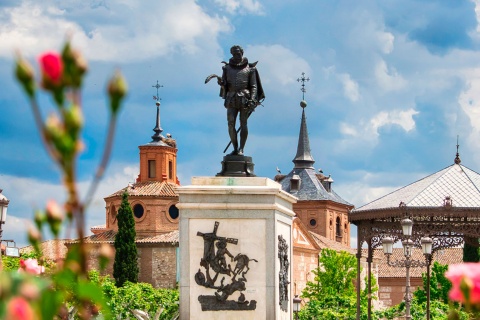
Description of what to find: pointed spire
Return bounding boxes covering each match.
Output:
[151,81,164,142]
[454,135,461,164]
[293,74,315,168]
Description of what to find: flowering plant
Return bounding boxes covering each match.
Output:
[0,40,126,319]
[446,263,480,319]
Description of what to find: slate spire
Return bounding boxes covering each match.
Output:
[293,73,315,169]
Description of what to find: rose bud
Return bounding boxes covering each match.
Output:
[107,70,127,114]
[39,52,63,89]
[14,54,36,98]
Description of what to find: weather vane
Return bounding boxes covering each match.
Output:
[152,80,164,102]
[297,72,310,100]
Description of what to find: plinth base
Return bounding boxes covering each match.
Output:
[217,155,256,177]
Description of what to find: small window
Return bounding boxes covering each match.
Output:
[168,160,173,179]
[133,204,144,219]
[168,205,179,220]
[309,219,317,227]
[148,160,156,178]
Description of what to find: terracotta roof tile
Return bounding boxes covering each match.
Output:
[309,231,355,254]
[367,247,463,278]
[105,181,178,199]
[137,230,179,244]
[68,230,179,245]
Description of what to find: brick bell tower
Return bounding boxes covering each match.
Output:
[99,82,180,238]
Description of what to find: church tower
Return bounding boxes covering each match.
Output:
[98,82,180,238]
[275,74,353,246]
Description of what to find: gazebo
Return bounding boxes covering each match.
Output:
[349,151,480,320]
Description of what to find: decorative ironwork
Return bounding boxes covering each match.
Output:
[195,221,257,311]
[352,203,480,320]
[297,72,310,100]
[278,234,290,312]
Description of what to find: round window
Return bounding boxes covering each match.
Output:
[168,205,179,220]
[133,204,144,219]
[309,219,317,227]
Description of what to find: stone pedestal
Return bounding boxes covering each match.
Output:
[177,177,297,320]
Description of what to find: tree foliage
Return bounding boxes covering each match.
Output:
[463,237,480,262]
[299,249,377,320]
[89,270,179,319]
[113,191,139,287]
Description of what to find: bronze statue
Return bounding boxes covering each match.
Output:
[206,45,265,156]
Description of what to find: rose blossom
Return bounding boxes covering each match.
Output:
[446,263,480,304]
[39,52,63,86]
[18,258,45,275]
[6,297,34,320]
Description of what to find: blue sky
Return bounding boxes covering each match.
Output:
[1,0,480,247]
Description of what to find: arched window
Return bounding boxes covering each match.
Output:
[336,217,342,237]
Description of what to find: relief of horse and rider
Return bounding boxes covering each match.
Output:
[195,221,258,311]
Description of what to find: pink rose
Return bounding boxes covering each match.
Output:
[6,297,34,320]
[39,52,63,86]
[18,258,45,275]
[446,263,480,304]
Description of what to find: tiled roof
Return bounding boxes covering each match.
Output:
[68,230,179,245]
[91,224,106,230]
[354,163,480,212]
[20,239,69,261]
[279,167,352,205]
[309,231,355,254]
[106,181,178,199]
[369,247,463,278]
[137,230,179,244]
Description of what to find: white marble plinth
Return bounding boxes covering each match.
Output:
[177,177,297,320]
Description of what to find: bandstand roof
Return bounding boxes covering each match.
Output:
[351,161,480,220]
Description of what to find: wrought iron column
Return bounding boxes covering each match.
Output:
[426,255,432,320]
[405,256,411,320]
[367,239,372,320]
[356,235,361,320]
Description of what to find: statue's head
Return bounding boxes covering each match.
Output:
[230,45,244,62]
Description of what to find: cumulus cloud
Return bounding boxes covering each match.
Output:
[374,59,407,91]
[247,44,310,90]
[0,1,230,62]
[338,73,360,102]
[339,108,418,142]
[213,0,263,15]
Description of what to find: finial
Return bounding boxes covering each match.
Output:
[152,80,163,102]
[454,135,461,164]
[151,81,164,142]
[297,72,310,101]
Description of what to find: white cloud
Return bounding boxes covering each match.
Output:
[214,0,264,15]
[0,1,230,62]
[370,108,419,135]
[338,73,360,102]
[376,31,394,54]
[340,108,418,142]
[247,44,311,90]
[374,60,407,91]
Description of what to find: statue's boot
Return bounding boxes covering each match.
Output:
[228,126,239,155]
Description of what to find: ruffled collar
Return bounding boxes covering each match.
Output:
[229,57,248,69]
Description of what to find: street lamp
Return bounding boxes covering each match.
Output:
[382,218,432,320]
[0,189,9,270]
[293,294,302,320]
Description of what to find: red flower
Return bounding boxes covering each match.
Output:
[39,52,63,86]
[6,297,34,320]
[446,263,480,304]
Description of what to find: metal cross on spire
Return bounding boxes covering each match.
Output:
[152,80,164,102]
[455,135,461,164]
[297,72,310,100]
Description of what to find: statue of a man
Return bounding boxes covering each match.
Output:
[218,45,264,156]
